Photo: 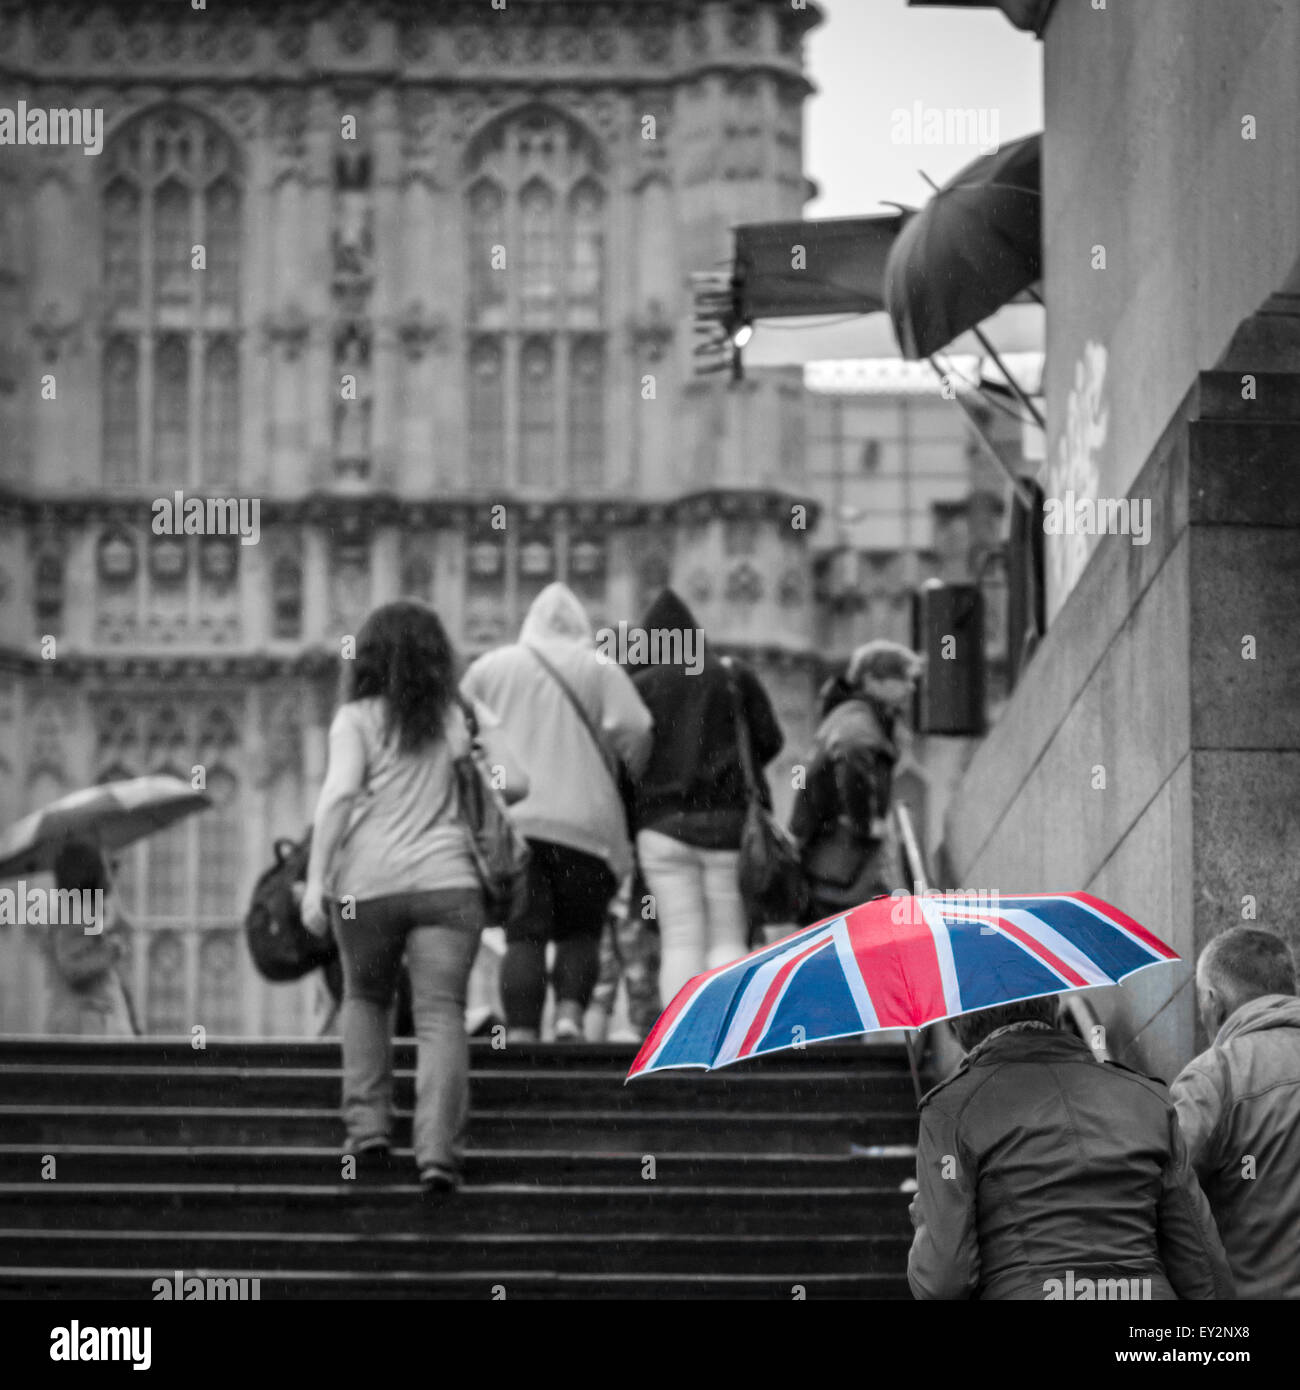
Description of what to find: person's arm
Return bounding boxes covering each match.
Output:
[468,698,530,806]
[1156,1106,1236,1300]
[831,745,880,834]
[302,708,367,936]
[1171,1054,1227,1182]
[599,661,654,778]
[907,1104,980,1300]
[739,665,784,767]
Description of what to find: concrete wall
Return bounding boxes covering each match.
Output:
[1041,0,1300,618]
[943,359,1300,1080]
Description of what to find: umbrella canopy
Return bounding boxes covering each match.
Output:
[0,775,212,878]
[884,133,1041,360]
[628,891,1178,1079]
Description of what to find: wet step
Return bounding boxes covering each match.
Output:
[0,1226,910,1275]
[0,1182,911,1236]
[0,1038,903,1072]
[0,1105,919,1151]
[0,1038,920,1300]
[0,1064,916,1111]
[0,1265,912,1300]
[0,1144,917,1187]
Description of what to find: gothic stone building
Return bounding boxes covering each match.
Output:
[0,1,823,1033]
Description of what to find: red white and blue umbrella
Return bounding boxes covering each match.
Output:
[628,892,1179,1079]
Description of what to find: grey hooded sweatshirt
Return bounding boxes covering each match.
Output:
[1172,992,1300,1298]
[460,583,652,878]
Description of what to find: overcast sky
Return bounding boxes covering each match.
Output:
[804,0,1044,218]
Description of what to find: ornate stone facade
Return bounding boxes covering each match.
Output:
[0,0,822,1034]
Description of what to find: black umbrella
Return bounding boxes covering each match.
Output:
[884,133,1041,362]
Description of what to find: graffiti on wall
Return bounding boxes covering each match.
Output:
[1045,340,1109,613]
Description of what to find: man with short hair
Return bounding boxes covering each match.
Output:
[1172,926,1300,1298]
[908,996,1233,1300]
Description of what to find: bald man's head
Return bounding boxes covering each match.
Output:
[1196,927,1296,1038]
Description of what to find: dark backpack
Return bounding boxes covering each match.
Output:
[244,828,339,983]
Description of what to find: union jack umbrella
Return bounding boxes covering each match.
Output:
[627,892,1179,1080]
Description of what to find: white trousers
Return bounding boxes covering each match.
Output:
[636,828,748,1006]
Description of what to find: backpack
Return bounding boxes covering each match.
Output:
[244,828,340,983]
[453,696,531,925]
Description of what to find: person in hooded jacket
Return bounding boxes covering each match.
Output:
[461,583,653,1042]
[791,639,922,924]
[626,589,784,1005]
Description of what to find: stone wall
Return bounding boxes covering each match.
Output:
[1041,0,1300,618]
[943,287,1300,1079]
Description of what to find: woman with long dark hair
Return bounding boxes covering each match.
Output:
[302,600,525,1193]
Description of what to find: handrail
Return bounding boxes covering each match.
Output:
[894,802,929,896]
[892,802,930,1105]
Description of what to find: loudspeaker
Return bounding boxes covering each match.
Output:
[1006,477,1045,687]
[912,581,986,736]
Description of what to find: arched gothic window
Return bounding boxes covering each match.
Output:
[197,765,240,916]
[468,336,505,487]
[569,336,605,488]
[463,106,607,489]
[519,337,555,487]
[100,106,242,486]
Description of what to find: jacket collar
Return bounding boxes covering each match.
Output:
[921,1025,1094,1105]
[966,1024,1094,1067]
[1215,993,1300,1047]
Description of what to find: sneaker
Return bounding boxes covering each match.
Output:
[419,1166,460,1196]
[552,1016,583,1041]
[345,1139,393,1181]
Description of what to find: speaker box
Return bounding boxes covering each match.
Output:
[912,581,986,736]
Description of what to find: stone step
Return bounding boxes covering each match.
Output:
[0,1144,917,1186]
[0,1265,912,1300]
[0,1182,911,1236]
[0,1038,903,1072]
[0,1227,910,1275]
[0,1063,916,1112]
[0,1038,920,1300]
[0,1105,917,1151]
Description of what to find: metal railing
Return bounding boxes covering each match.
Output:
[893,801,932,1105]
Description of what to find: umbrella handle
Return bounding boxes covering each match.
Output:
[904,1030,925,1108]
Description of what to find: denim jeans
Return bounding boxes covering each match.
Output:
[334,888,485,1175]
[636,828,748,1006]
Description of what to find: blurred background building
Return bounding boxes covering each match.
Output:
[0,0,829,1033]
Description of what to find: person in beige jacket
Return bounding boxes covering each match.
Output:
[1172,926,1300,1299]
[461,583,652,1042]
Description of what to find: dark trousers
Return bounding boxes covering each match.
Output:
[502,839,616,1031]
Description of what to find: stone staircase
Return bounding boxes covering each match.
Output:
[0,1037,919,1299]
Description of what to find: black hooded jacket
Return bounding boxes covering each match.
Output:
[625,590,783,850]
